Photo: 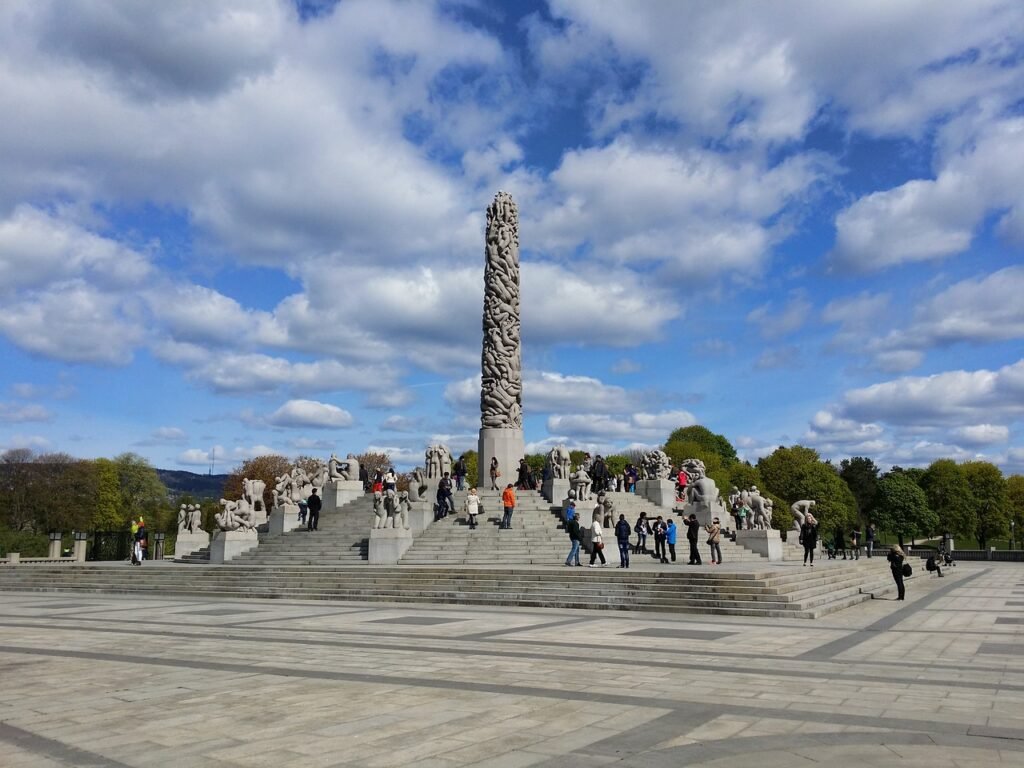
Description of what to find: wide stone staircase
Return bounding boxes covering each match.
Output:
[0,561,896,618]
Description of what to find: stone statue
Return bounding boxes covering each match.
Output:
[216,498,256,531]
[791,500,816,529]
[641,450,672,480]
[372,491,386,529]
[545,445,571,479]
[570,467,592,501]
[407,467,428,502]
[328,453,360,482]
[480,192,523,429]
[178,503,203,534]
[728,486,741,510]
[383,489,410,530]
[742,487,773,530]
[177,503,189,532]
[425,445,452,480]
[242,477,266,512]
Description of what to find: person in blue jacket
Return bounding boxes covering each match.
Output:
[665,518,678,563]
[614,514,631,568]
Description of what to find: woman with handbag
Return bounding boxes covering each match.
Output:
[588,515,607,567]
[489,457,500,491]
[888,545,907,601]
[464,488,480,530]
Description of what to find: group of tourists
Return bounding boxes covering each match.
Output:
[562,508,723,568]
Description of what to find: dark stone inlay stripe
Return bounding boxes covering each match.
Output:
[0,721,133,767]
[621,628,733,640]
[978,642,1022,655]
[994,617,1024,624]
[178,608,265,616]
[367,616,464,625]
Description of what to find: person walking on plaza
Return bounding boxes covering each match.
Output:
[850,527,861,560]
[500,484,515,529]
[684,514,702,565]
[866,523,876,558]
[464,487,480,529]
[489,457,500,491]
[888,544,907,600]
[589,515,607,567]
[666,518,678,563]
[633,512,651,554]
[800,513,818,566]
[306,487,322,532]
[615,514,631,568]
[565,513,582,566]
[705,517,722,565]
[652,516,667,562]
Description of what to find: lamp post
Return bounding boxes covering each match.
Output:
[1011,520,1016,551]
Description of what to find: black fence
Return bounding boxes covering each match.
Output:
[89,531,131,562]
[908,547,1024,562]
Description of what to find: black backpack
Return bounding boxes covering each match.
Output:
[902,563,913,577]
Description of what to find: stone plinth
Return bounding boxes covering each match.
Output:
[268,504,302,535]
[368,527,413,565]
[72,539,88,562]
[735,529,783,561]
[637,479,677,509]
[542,477,569,504]
[407,501,434,535]
[478,427,525,491]
[6,552,19,564]
[174,531,211,560]
[322,480,364,512]
[209,529,259,564]
[47,539,62,559]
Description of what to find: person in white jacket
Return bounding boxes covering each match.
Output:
[464,488,480,529]
[588,516,607,567]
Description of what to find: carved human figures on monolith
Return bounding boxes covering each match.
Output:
[478,191,525,487]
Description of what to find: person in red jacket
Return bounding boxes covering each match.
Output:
[500,484,516,529]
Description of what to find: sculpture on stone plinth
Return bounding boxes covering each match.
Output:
[742,486,773,530]
[728,486,741,510]
[328,453,360,482]
[425,445,452,481]
[178,503,204,534]
[407,468,428,503]
[372,491,386,529]
[216,498,256,531]
[480,192,523,429]
[545,445,571,479]
[641,450,672,480]
[385,489,410,530]
[570,467,592,501]
[790,499,816,529]
[242,477,266,512]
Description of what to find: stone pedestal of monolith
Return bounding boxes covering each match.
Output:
[368,527,413,565]
[174,531,210,560]
[322,480,363,513]
[268,504,301,536]
[542,477,569,504]
[637,479,677,509]
[210,529,259,564]
[407,501,434,535]
[735,529,783,561]
[479,428,525,494]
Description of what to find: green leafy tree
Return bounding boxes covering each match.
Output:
[757,445,821,501]
[114,453,169,529]
[873,472,937,546]
[1007,475,1024,548]
[0,448,37,532]
[839,457,879,521]
[727,463,762,495]
[569,450,588,469]
[459,451,478,489]
[604,455,628,478]
[91,458,123,529]
[356,452,391,481]
[38,454,96,533]
[790,461,859,536]
[961,461,1009,549]
[666,425,737,465]
[920,459,975,539]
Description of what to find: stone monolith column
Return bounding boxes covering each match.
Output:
[478,191,524,488]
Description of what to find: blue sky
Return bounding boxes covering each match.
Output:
[1,0,1023,473]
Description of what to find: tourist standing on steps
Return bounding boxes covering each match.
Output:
[359,464,369,492]
[489,457,500,491]
[306,488,322,532]
[684,514,702,565]
[666,518,678,563]
[615,514,631,568]
[464,487,480,529]
[454,456,467,491]
[565,514,582,566]
[564,500,577,524]
[888,545,907,600]
[589,515,607,566]
[800,513,818,566]
[436,472,454,520]
[517,458,530,490]
[866,523,876,558]
[383,467,397,492]
[705,517,722,565]
[633,512,651,554]
[850,527,861,560]
[652,516,667,561]
[500,484,516,529]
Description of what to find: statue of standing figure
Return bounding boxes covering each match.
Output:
[425,445,452,480]
[407,468,428,502]
[242,477,266,512]
[545,445,571,479]
[177,503,204,533]
[791,499,816,529]
[570,467,592,501]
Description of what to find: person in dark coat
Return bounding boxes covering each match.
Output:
[306,488,322,532]
[888,545,906,600]
[614,514,631,568]
[684,514,702,565]
[800,514,819,566]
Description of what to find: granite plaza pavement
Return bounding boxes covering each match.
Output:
[0,562,1022,767]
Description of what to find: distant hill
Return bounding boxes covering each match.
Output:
[156,469,229,500]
